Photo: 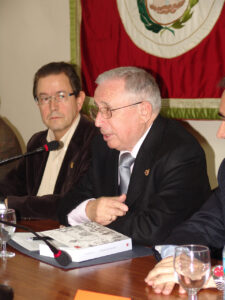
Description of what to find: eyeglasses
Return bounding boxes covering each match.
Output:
[90,101,142,119]
[35,91,76,106]
[218,112,225,120]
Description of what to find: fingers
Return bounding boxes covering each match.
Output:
[178,285,186,294]
[204,275,216,289]
[145,256,178,295]
[145,256,174,281]
[86,196,129,224]
[153,282,176,295]
[145,273,176,287]
[117,194,127,202]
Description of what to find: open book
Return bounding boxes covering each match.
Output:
[12,222,132,262]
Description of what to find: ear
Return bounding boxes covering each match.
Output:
[139,101,153,122]
[76,91,85,112]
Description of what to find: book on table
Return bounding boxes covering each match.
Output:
[11,221,132,262]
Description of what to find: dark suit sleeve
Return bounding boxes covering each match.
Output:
[162,160,225,248]
[162,188,225,248]
[0,133,56,219]
[7,194,61,219]
[57,167,95,225]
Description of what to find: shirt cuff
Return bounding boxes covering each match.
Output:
[155,245,176,259]
[67,199,95,226]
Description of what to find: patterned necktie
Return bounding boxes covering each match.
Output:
[119,152,135,194]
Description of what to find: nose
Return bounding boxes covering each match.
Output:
[49,97,58,111]
[95,111,104,128]
[217,121,225,139]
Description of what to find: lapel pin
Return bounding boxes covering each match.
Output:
[144,169,150,176]
[70,162,74,169]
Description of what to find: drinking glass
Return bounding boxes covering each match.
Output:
[0,209,16,258]
[174,245,211,300]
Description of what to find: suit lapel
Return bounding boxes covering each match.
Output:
[126,115,168,206]
[54,116,87,194]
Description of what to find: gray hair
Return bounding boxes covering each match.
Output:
[95,66,161,113]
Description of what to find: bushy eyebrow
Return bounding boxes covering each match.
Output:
[94,101,110,107]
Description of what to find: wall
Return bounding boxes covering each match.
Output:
[0,0,223,188]
[0,0,70,148]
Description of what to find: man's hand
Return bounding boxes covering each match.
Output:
[145,256,216,295]
[145,256,185,295]
[85,194,128,225]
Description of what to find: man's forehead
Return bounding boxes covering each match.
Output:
[94,78,133,106]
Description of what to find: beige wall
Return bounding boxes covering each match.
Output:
[0,0,70,148]
[0,0,223,188]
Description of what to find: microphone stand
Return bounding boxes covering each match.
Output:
[0,220,72,266]
[0,141,61,166]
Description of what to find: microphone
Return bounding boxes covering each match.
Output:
[0,141,61,166]
[0,284,13,300]
[0,219,72,267]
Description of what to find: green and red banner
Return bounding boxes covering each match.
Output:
[70,0,225,119]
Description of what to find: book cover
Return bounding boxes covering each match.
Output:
[25,222,132,262]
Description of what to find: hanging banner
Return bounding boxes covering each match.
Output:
[70,0,225,119]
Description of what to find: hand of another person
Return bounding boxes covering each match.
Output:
[145,256,216,295]
[85,194,128,225]
[145,256,185,295]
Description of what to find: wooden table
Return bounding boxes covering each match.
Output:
[0,220,221,300]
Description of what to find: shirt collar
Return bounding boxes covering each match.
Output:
[119,125,152,159]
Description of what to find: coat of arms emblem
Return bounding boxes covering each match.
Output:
[137,0,198,35]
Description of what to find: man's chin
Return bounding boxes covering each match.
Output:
[102,134,119,150]
[105,140,120,150]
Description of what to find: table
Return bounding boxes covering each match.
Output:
[0,220,221,300]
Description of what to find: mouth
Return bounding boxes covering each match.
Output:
[101,131,112,141]
[48,114,63,120]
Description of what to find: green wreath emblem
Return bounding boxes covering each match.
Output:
[137,0,199,35]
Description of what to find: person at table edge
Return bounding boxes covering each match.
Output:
[145,80,225,294]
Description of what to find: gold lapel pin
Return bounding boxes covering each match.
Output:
[70,162,74,169]
[144,169,150,176]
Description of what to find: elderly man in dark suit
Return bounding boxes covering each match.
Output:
[145,89,225,294]
[58,66,210,245]
[0,62,97,219]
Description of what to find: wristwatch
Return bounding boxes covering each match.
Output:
[212,265,225,291]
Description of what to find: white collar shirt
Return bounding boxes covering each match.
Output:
[37,114,80,196]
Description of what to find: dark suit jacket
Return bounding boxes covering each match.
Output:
[0,115,98,220]
[58,115,210,245]
[164,159,225,248]
[0,117,22,181]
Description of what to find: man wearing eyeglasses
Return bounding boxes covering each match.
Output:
[0,62,97,219]
[58,66,210,245]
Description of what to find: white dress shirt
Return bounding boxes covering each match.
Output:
[37,114,80,196]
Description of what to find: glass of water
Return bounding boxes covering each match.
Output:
[0,209,16,258]
[174,245,211,300]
